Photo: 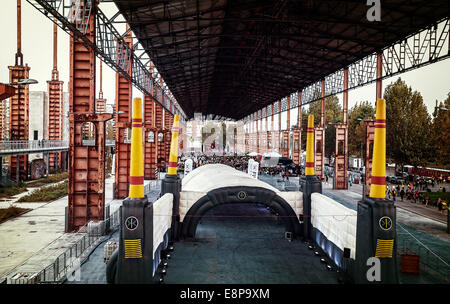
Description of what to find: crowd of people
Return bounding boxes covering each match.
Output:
[386,177,448,214]
[177,152,449,215]
[178,153,298,180]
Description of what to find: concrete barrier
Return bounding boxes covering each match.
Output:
[311,193,357,266]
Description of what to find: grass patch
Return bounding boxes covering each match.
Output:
[0,184,28,199]
[17,181,68,203]
[0,206,31,223]
[420,191,450,204]
[26,172,68,187]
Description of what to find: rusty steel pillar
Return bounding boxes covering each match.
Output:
[155,101,166,171]
[363,52,382,195]
[9,0,29,181]
[278,100,282,154]
[314,79,326,179]
[96,61,106,113]
[67,1,112,232]
[282,96,290,158]
[334,68,349,189]
[47,21,64,172]
[376,52,383,100]
[114,26,133,199]
[164,108,172,161]
[364,120,376,196]
[292,92,302,165]
[256,110,260,154]
[143,85,157,179]
[0,83,15,141]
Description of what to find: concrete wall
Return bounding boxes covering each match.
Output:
[28,91,48,161]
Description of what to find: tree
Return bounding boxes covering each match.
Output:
[306,95,342,158]
[348,101,376,157]
[431,94,450,166]
[384,78,432,169]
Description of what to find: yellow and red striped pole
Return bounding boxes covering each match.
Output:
[167,114,180,176]
[305,115,315,176]
[129,97,144,198]
[369,99,386,199]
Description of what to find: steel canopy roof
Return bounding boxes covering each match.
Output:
[114,0,450,119]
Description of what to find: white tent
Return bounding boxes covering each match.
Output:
[263,151,281,157]
[247,151,259,156]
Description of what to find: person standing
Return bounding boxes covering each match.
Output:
[400,188,405,201]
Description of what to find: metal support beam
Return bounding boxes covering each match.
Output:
[364,120,375,197]
[67,1,111,232]
[114,26,133,199]
[314,79,325,179]
[26,0,185,119]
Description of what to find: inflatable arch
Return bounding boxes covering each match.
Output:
[179,164,302,238]
[180,186,301,238]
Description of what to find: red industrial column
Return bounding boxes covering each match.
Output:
[314,79,325,179]
[292,92,302,165]
[155,97,165,171]
[278,100,282,154]
[114,25,133,199]
[143,76,157,179]
[96,61,106,113]
[365,121,376,195]
[67,1,112,231]
[256,110,260,154]
[282,96,290,158]
[9,0,30,181]
[47,21,64,172]
[268,104,273,152]
[164,106,172,161]
[334,68,349,189]
[364,52,383,195]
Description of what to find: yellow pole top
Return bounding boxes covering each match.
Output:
[305,114,315,176]
[129,97,145,198]
[167,114,180,175]
[369,99,386,199]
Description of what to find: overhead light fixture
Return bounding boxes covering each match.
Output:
[8,78,38,86]
[314,251,320,256]
[320,258,326,263]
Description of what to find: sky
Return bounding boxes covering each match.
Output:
[1,0,449,118]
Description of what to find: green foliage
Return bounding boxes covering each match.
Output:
[348,101,376,157]
[420,191,450,205]
[306,95,342,158]
[17,181,68,202]
[384,78,432,167]
[430,93,450,166]
[26,172,68,187]
[0,184,28,198]
[0,206,31,223]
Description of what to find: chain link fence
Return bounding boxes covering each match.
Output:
[397,224,450,283]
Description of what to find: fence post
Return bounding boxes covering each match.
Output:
[447,208,449,234]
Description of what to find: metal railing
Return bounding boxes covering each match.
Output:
[0,140,68,151]
[6,208,120,284]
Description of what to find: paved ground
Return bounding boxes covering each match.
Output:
[164,203,339,284]
[0,176,158,281]
[2,171,449,284]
